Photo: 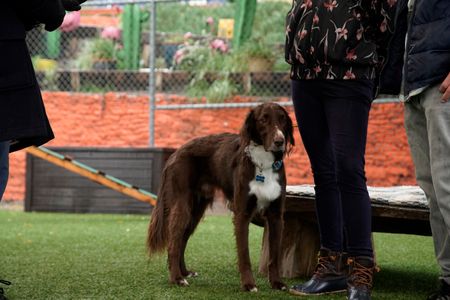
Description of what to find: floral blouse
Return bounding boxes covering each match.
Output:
[285,0,398,80]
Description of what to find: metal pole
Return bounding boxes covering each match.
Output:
[149,0,156,147]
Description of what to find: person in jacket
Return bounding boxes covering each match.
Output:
[380,0,450,299]
[285,0,398,299]
[0,1,85,299]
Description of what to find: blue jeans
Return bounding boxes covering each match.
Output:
[291,79,374,257]
[0,141,9,201]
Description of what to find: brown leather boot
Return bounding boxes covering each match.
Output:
[289,248,348,296]
[347,256,375,300]
[427,279,450,300]
[0,279,11,300]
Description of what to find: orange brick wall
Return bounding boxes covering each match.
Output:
[3,92,416,201]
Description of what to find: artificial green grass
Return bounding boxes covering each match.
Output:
[0,210,440,299]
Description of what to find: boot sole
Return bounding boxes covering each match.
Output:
[289,288,346,296]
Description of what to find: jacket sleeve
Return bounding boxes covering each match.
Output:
[13,0,66,32]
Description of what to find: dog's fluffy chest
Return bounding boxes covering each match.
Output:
[246,144,281,211]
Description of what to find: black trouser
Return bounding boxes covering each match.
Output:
[292,79,374,257]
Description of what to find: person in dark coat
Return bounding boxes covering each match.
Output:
[285,0,398,299]
[0,1,85,299]
[380,0,450,299]
[0,0,85,198]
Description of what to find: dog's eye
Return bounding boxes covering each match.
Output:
[260,114,269,123]
[278,113,286,124]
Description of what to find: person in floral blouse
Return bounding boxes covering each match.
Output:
[285,0,398,299]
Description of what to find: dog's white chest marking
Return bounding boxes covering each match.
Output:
[246,143,281,211]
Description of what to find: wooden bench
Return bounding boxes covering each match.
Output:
[258,185,430,278]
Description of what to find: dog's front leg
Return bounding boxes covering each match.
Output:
[233,195,257,292]
[266,200,287,291]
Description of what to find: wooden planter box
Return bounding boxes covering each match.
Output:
[25,147,175,214]
[36,70,291,96]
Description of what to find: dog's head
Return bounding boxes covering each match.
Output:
[240,103,295,157]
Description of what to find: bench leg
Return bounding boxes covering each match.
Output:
[259,215,320,278]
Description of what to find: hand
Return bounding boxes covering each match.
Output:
[61,0,87,11]
[59,11,80,32]
[439,72,450,103]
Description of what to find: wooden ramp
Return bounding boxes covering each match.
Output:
[25,146,157,207]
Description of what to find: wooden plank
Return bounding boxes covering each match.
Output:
[32,175,152,188]
[31,187,152,200]
[371,204,429,220]
[26,146,157,206]
[285,194,429,220]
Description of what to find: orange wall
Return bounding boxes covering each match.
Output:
[3,92,416,201]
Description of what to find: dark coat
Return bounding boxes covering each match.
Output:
[379,0,450,95]
[0,2,65,152]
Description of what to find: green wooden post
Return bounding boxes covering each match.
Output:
[46,30,61,59]
[122,5,132,69]
[122,4,141,70]
[232,0,257,48]
[131,4,141,70]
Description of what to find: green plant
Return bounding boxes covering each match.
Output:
[91,38,117,61]
[239,39,276,61]
[71,39,95,70]
[72,38,121,71]
[31,56,59,90]
[174,39,243,102]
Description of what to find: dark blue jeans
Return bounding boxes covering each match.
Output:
[292,79,374,257]
[0,141,9,201]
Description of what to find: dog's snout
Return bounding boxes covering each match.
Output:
[272,129,285,149]
[274,138,285,147]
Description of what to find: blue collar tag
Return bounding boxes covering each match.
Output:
[272,160,283,171]
[255,174,265,183]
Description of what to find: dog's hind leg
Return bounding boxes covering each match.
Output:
[167,196,193,286]
[179,195,212,278]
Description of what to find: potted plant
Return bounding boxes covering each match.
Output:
[240,40,276,72]
[91,38,117,70]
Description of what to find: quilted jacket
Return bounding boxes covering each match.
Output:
[379,0,450,95]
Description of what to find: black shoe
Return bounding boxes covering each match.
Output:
[289,248,347,296]
[0,280,11,300]
[427,280,450,300]
[347,256,375,300]
[290,276,347,296]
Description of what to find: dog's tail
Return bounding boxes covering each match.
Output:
[147,174,169,256]
[147,196,167,255]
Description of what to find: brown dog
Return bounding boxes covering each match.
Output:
[147,102,295,291]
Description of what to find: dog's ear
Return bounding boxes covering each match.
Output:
[284,108,295,154]
[240,109,260,147]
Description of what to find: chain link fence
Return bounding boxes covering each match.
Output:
[25,0,292,100]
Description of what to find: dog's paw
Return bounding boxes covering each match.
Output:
[271,281,287,291]
[185,271,198,278]
[243,284,258,292]
[176,279,189,286]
